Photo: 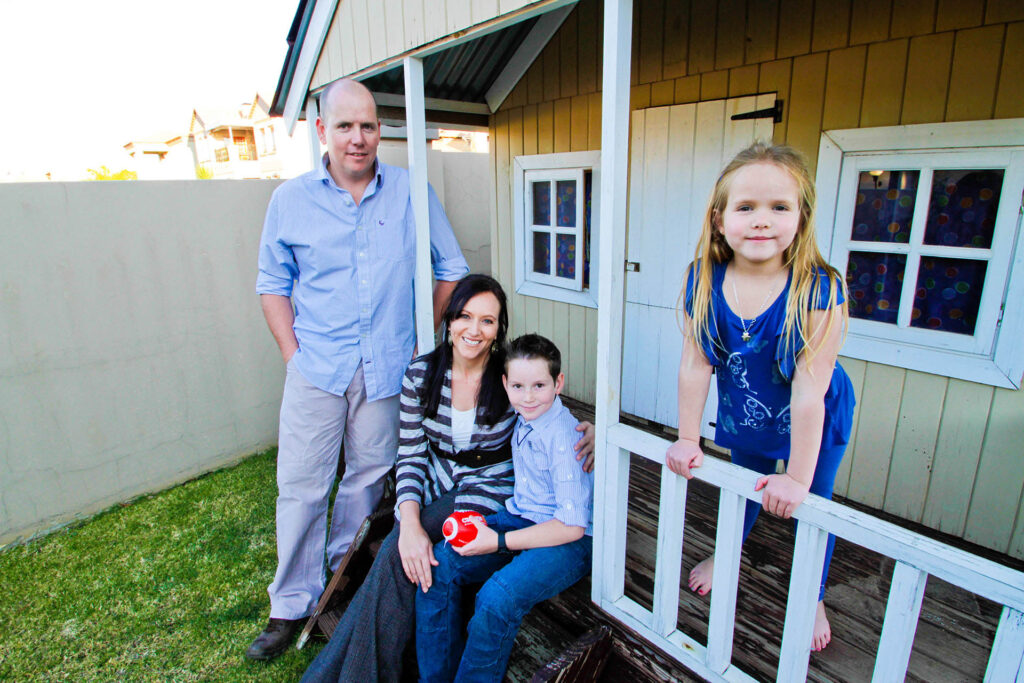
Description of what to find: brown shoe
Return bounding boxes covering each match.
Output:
[245,617,304,660]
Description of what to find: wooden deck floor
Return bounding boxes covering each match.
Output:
[507,398,1022,682]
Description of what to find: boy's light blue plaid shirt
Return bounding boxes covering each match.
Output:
[506,396,594,535]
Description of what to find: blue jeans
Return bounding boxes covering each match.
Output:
[415,509,593,683]
[732,443,846,601]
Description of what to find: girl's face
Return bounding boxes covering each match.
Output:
[716,162,802,269]
[448,292,502,362]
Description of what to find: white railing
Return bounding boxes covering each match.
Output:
[592,421,1024,683]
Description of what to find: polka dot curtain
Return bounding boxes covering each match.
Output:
[845,169,1002,336]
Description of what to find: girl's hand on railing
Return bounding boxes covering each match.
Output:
[666,438,704,478]
[754,472,811,519]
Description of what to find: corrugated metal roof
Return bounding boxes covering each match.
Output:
[361,18,538,103]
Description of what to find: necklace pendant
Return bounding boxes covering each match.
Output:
[741,331,751,342]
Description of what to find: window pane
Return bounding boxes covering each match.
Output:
[924,169,1003,249]
[556,180,576,227]
[532,231,551,275]
[556,234,576,279]
[851,171,919,243]
[846,251,907,324]
[911,257,987,335]
[532,181,551,226]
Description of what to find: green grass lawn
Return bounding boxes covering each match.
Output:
[0,450,325,682]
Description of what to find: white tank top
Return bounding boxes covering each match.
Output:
[451,406,475,452]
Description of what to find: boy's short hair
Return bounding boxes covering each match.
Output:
[506,334,561,380]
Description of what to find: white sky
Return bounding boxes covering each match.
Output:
[0,0,299,180]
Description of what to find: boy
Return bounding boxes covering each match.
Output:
[414,334,595,683]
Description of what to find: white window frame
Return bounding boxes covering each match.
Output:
[817,119,1024,389]
[513,151,600,308]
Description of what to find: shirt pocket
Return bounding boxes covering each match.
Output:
[373,216,414,262]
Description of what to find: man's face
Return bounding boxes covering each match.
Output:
[316,87,380,184]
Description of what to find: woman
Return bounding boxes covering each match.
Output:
[301,274,594,682]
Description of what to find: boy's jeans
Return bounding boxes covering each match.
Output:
[415,509,592,683]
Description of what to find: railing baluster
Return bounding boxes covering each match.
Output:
[985,607,1024,682]
[872,561,927,683]
[653,468,687,635]
[593,443,631,606]
[777,522,828,682]
[706,489,745,673]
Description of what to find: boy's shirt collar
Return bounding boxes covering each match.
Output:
[516,395,565,439]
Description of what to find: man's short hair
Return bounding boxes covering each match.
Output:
[506,334,561,381]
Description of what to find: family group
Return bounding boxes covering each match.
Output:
[247,78,854,682]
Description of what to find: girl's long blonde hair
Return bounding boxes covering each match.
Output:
[682,142,847,371]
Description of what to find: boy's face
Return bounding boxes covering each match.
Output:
[503,357,564,422]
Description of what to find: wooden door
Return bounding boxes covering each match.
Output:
[621,95,776,438]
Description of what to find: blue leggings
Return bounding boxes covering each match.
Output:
[731,443,846,601]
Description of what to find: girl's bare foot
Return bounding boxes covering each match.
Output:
[812,600,831,651]
[688,555,715,596]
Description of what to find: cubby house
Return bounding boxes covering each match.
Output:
[272,1,1024,680]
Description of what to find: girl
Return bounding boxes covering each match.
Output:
[665,142,854,652]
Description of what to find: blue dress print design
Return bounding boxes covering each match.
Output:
[684,262,854,460]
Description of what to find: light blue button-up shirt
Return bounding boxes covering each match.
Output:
[506,396,594,534]
[256,156,469,400]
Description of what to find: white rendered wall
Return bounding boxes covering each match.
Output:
[0,167,491,546]
[0,180,284,545]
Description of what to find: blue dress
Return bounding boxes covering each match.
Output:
[685,261,855,600]
[685,261,855,458]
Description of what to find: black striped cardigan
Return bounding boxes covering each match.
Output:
[395,357,516,516]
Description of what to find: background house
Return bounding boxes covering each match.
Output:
[275,0,1024,566]
[122,130,195,179]
[187,94,310,179]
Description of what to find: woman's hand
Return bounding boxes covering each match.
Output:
[574,421,596,472]
[398,517,438,592]
[754,472,811,519]
[454,520,498,556]
[666,438,704,478]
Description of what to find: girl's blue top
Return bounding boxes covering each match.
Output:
[684,261,855,459]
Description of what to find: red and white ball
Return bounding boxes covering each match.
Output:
[442,510,487,547]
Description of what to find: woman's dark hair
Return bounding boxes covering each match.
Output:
[421,274,510,424]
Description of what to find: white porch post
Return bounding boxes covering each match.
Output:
[404,56,435,351]
[305,96,320,170]
[592,0,633,605]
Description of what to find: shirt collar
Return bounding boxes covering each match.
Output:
[517,395,565,437]
[315,153,384,193]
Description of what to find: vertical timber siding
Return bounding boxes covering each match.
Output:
[489,0,1024,558]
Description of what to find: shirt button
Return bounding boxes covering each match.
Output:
[359,251,365,258]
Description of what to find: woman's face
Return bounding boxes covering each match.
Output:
[448,291,502,363]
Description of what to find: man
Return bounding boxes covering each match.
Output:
[249,79,468,660]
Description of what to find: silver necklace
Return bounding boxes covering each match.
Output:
[730,276,779,342]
